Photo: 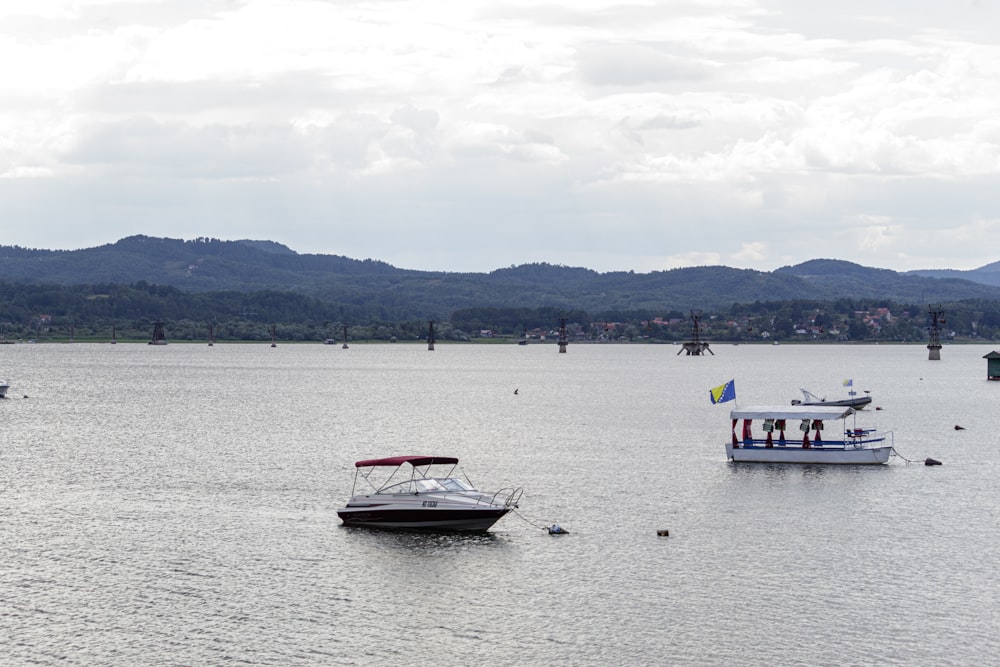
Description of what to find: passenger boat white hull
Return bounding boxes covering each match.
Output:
[725,405,893,465]
[725,441,892,464]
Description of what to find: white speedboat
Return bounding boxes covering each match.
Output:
[791,386,872,409]
[726,405,893,464]
[0,380,8,399]
[337,456,522,531]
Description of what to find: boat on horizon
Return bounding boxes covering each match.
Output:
[0,380,8,398]
[337,455,522,532]
[725,405,893,464]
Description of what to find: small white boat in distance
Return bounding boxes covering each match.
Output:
[791,386,872,409]
[0,380,8,398]
[726,405,892,464]
[337,456,522,531]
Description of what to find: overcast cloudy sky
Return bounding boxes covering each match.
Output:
[2,1,1000,274]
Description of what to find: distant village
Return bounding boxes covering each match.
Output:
[4,303,994,345]
[480,306,977,344]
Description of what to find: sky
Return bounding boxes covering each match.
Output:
[2,0,1000,275]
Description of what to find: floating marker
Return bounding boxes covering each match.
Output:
[657,529,670,537]
[548,524,569,535]
[925,458,942,466]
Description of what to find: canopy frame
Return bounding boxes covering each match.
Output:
[351,456,461,495]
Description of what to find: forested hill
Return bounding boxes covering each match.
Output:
[3,236,1000,319]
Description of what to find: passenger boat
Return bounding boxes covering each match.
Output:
[726,405,892,464]
[337,456,522,531]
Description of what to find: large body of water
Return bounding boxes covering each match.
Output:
[2,341,998,665]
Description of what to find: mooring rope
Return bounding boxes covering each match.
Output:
[511,508,552,531]
[891,447,921,464]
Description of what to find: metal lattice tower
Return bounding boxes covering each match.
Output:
[679,310,713,356]
[927,305,944,360]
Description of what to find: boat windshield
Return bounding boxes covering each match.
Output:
[436,478,476,492]
[379,478,449,495]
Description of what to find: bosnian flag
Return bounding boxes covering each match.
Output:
[710,379,736,404]
[843,379,853,387]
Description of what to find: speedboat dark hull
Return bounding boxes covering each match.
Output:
[337,505,511,531]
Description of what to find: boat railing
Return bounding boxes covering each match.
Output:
[737,431,890,449]
[489,487,523,508]
[844,429,891,448]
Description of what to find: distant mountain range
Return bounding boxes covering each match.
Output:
[904,262,1000,287]
[2,235,1000,318]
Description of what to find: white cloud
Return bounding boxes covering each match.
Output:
[2,0,1000,273]
[731,241,768,264]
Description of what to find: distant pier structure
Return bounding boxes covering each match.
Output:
[927,306,944,360]
[427,321,435,351]
[558,318,568,353]
[149,320,167,345]
[678,311,713,355]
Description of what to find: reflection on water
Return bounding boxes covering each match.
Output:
[726,460,895,479]
[1,342,998,665]
[340,525,509,553]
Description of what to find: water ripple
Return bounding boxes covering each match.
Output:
[1,343,998,664]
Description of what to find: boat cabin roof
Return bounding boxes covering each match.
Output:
[730,405,855,421]
[354,455,459,468]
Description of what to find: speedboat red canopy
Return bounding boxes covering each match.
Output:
[354,455,460,468]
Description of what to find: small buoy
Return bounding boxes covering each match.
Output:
[657,529,670,537]
[954,425,965,430]
[925,458,942,466]
[548,524,568,534]
[514,388,519,395]
[875,406,883,411]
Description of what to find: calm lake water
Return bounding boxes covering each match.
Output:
[2,341,998,666]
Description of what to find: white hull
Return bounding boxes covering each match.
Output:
[792,396,872,409]
[726,442,891,464]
